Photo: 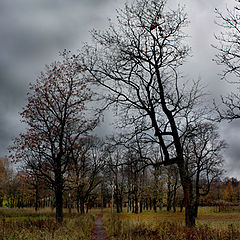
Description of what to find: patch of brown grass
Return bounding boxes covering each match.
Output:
[103,214,240,240]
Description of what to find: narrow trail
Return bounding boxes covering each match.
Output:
[91,214,109,240]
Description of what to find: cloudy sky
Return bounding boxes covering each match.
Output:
[0,0,239,178]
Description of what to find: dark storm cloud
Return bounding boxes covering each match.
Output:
[0,0,122,156]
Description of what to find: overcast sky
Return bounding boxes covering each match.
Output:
[0,0,239,178]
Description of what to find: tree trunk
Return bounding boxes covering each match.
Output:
[134,196,138,214]
[120,196,123,212]
[182,178,195,226]
[55,185,63,224]
[153,198,157,212]
[132,199,134,213]
[54,157,64,224]
[184,187,195,227]
[194,200,199,218]
[80,197,85,214]
[86,202,89,213]
[34,185,39,212]
[116,196,120,213]
[172,177,178,213]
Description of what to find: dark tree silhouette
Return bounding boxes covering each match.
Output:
[11,51,98,223]
[82,0,206,227]
[183,122,225,217]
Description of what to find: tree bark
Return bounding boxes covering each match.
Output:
[55,185,63,224]
[179,170,195,227]
[80,197,85,214]
[34,185,39,212]
[54,164,64,224]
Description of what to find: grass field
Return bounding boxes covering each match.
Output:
[0,207,96,240]
[1,207,240,239]
[102,207,240,240]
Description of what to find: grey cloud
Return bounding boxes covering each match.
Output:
[0,0,123,157]
[222,120,240,177]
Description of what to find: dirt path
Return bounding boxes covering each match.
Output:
[91,214,109,240]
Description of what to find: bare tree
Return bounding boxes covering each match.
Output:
[213,1,240,120]
[184,122,225,217]
[82,0,205,226]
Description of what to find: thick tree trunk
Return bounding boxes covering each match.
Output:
[184,187,195,227]
[182,178,195,226]
[54,163,64,224]
[55,185,63,224]
[116,197,120,213]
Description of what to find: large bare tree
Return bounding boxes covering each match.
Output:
[82,0,205,226]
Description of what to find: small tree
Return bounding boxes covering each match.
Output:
[11,51,98,223]
[184,122,225,217]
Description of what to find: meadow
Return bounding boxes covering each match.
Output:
[102,207,240,240]
[1,207,240,239]
[0,208,96,240]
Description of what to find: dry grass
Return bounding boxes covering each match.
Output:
[102,207,240,240]
[1,207,240,239]
[0,207,96,240]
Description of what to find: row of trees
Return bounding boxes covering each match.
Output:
[8,0,240,227]
[1,155,240,214]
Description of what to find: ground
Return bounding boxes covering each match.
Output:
[1,207,240,239]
